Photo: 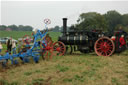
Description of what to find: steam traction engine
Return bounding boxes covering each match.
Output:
[58,18,128,56]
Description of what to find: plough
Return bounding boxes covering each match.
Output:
[0,19,66,68]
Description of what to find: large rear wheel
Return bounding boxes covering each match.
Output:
[94,37,115,56]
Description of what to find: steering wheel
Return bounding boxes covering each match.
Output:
[44,18,51,25]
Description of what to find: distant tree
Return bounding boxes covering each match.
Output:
[0,24,33,31]
[0,25,7,31]
[122,14,128,26]
[60,26,63,32]
[23,26,33,31]
[18,25,24,31]
[8,25,18,31]
[104,10,122,32]
[52,26,61,32]
[76,12,107,31]
[69,25,75,30]
[18,25,33,31]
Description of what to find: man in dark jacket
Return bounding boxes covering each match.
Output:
[6,37,12,54]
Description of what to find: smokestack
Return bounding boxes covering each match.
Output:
[63,18,67,35]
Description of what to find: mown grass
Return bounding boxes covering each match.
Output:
[0,51,128,85]
[0,31,128,85]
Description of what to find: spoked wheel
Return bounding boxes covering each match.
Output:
[41,35,53,60]
[22,35,32,45]
[94,37,115,56]
[53,41,66,56]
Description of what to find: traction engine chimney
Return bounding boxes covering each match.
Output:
[63,18,67,35]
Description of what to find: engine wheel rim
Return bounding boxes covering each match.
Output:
[94,37,115,56]
[53,41,66,56]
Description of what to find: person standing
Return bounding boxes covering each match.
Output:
[12,41,16,54]
[0,42,3,55]
[6,37,12,54]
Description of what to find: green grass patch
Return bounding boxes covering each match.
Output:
[24,72,33,76]
[0,79,19,85]
[55,64,69,72]
[126,75,128,78]
[73,74,85,82]
[34,70,41,73]
[111,77,121,85]
[63,78,73,82]
[31,78,44,85]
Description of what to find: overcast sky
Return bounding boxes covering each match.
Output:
[1,1,128,30]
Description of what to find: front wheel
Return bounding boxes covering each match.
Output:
[94,37,115,56]
[53,41,66,56]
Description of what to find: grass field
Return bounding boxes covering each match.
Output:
[0,31,128,85]
[0,31,61,40]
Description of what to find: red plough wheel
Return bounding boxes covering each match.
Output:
[53,41,66,56]
[41,34,53,60]
[94,37,115,56]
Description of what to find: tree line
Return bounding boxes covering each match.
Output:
[75,10,128,32]
[0,25,33,31]
[51,10,128,32]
